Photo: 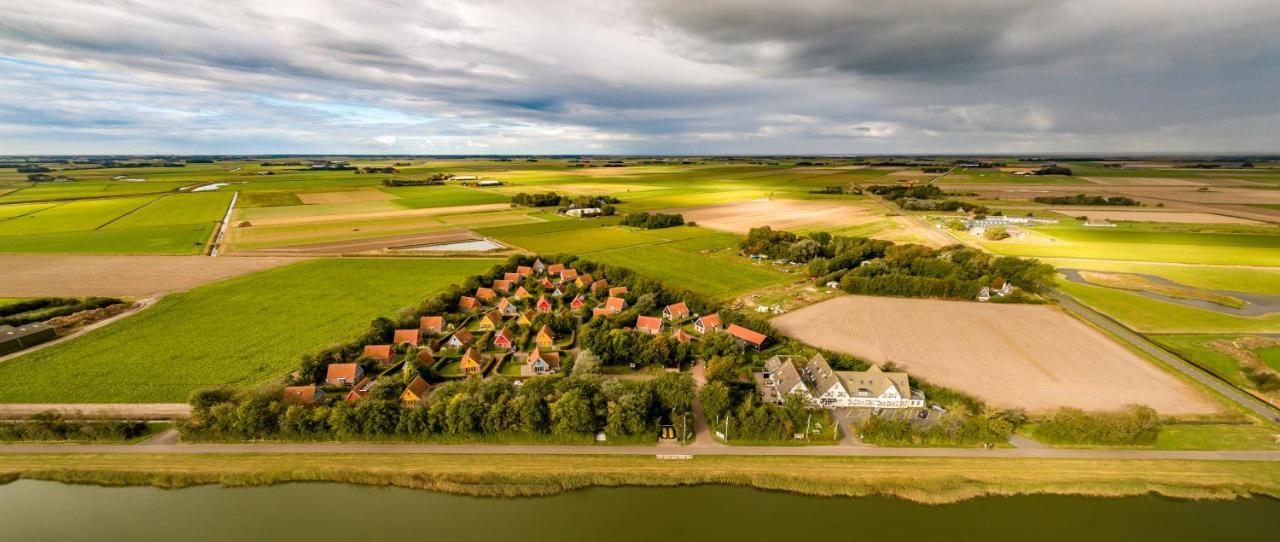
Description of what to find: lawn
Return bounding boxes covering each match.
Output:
[0,258,498,403]
[494,226,657,254]
[1153,424,1280,450]
[588,242,790,300]
[1057,280,1280,333]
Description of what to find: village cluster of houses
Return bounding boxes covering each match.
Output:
[757,354,925,410]
[283,258,771,408]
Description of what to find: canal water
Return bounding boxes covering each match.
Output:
[0,481,1275,541]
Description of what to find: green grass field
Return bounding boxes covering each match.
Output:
[0,258,498,403]
[1057,280,1280,333]
[1042,259,1280,295]
[985,225,1280,266]
[0,192,232,254]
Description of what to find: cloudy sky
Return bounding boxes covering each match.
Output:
[1,0,1277,154]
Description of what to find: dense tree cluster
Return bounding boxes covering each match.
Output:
[742,226,1053,301]
[0,412,149,442]
[620,212,684,229]
[857,409,1026,447]
[184,372,695,442]
[1034,166,1073,176]
[1032,405,1161,445]
[381,173,451,186]
[511,192,621,213]
[1032,194,1138,206]
[866,185,989,214]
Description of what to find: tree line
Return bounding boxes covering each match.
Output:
[183,372,695,442]
[866,185,990,214]
[1032,194,1138,206]
[1032,405,1161,445]
[0,412,150,442]
[620,212,684,229]
[511,192,621,213]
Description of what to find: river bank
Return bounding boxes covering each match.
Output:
[1,453,1277,504]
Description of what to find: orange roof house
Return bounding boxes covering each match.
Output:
[516,265,533,277]
[590,279,610,293]
[727,324,768,350]
[475,287,496,302]
[492,279,512,293]
[609,286,628,297]
[694,313,722,334]
[527,349,560,375]
[479,311,503,331]
[518,310,535,326]
[393,329,421,347]
[539,277,555,289]
[569,294,587,310]
[604,296,627,313]
[636,315,663,335]
[536,325,556,349]
[574,273,593,287]
[546,263,565,276]
[663,302,690,321]
[345,378,375,402]
[513,286,531,300]
[282,385,324,407]
[362,344,395,365]
[496,297,518,316]
[460,347,484,376]
[672,328,693,344]
[560,268,579,282]
[592,308,612,317]
[325,363,364,387]
[494,327,516,350]
[458,296,479,310]
[416,349,435,366]
[401,375,432,405]
[447,329,474,349]
[420,316,446,335]
[504,272,522,282]
[536,295,553,312]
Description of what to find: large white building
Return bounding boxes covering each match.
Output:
[759,354,925,409]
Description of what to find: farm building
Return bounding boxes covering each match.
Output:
[694,313,721,334]
[635,315,663,335]
[419,316,446,335]
[393,329,421,347]
[324,363,364,387]
[663,302,690,321]
[727,324,768,350]
[401,376,432,406]
[282,385,324,407]
[527,349,560,375]
[0,322,57,356]
[564,207,601,218]
[362,344,395,365]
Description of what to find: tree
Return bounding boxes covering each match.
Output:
[704,355,740,383]
[699,382,731,422]
[652,373,695,415]
[573,349,602,375]
[700,330,743,358]
[606,393,650,435]
[551,390,596,434]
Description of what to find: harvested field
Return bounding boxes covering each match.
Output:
[0,255,297,297]
[296,190,398,204]
[771,295,1218,414]
[239,202,511,227]
[252,230,482,255]
[1082,177,1207,186]
[665,199,884,234]
[1049,210,1264,224]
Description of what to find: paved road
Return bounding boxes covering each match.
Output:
[1051,291,1280,422]
[0,441,1277,460]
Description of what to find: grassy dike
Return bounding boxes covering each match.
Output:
[1,454,1277,504]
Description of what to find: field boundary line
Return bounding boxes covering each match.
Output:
[208,190,238,257]
[0,201,68,225]
[1050,290,1280,423]
[93,195,165,231]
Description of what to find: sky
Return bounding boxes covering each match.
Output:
[1,0,1278,155]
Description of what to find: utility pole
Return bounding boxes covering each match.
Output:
[805,413,812,440]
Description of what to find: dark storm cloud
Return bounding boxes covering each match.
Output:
[0,0,1276,153]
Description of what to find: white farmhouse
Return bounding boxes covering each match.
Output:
[758,354,925,409]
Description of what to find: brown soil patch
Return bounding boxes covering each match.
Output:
[296,190,399,204]
[772,295,1218,414]
[252,230,479,255]
[0,255,297,297]
[1050,209,1264,224]
[664,199,884,234]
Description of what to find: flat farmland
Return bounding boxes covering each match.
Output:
[772,295,1218,414]
[1055,280,1280,333]
[1050,209,1263,225]
[0,193,232,254]
[667,199,884,234]
[0,254,298,297]
[981,227,1280,266]
[0,258,498,403]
